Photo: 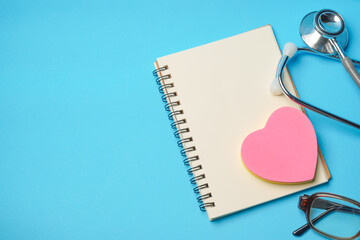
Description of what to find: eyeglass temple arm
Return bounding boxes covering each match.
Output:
[293,208,335,236]
[293,199,360,236]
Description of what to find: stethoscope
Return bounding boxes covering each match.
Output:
[271,9,360,129]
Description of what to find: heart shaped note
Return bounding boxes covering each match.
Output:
[241,107,318,184]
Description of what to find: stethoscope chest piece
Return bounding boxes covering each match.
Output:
[271,9,360,129]
[300,9,348,55]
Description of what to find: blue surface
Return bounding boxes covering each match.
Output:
[0,0,360,239]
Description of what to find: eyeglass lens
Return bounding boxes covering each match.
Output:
[309,197,360,239]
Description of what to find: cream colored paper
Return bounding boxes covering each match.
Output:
[154,25,330,221]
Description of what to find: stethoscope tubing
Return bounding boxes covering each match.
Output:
[276,50,360,129]
[298,47,360,66]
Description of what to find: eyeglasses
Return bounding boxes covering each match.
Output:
[293,192,360,240]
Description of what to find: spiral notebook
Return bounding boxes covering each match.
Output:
[153,25,331,221]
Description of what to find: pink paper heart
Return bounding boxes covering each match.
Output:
[241,107,318,184]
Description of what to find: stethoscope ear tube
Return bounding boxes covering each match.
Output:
[341,56,360,88]
[275,48,360,130]
[328,38,360,88]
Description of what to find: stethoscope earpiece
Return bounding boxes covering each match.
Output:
[270,42,297,96]
[283,42,298,58]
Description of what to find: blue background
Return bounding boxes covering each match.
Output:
[1,0,360,239]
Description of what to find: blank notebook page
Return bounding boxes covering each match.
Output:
[154,25,330,221]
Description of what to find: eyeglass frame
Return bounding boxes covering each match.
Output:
[294,192,360,240]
